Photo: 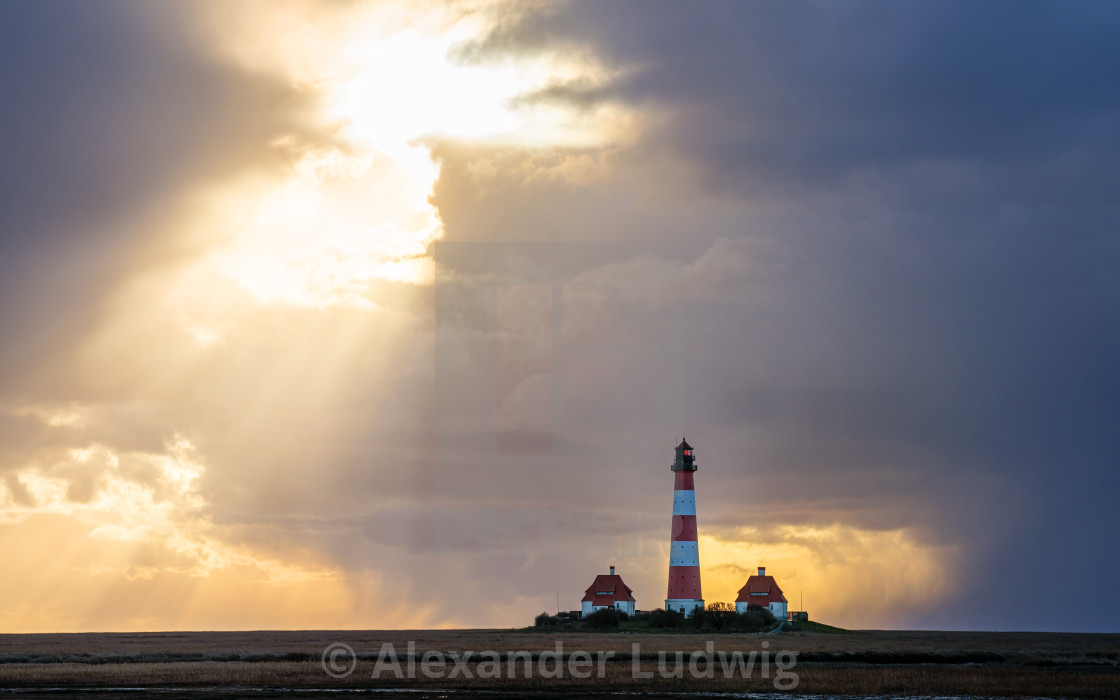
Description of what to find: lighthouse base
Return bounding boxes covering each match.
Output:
[664,598,705,617]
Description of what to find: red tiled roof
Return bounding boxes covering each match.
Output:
[581,574,635,603]
[735,575,788,605]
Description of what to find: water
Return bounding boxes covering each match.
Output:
[0,689,1060,700]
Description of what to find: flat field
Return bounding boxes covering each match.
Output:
[1,627,1117,699]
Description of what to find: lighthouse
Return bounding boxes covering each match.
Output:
[665,438,704,615]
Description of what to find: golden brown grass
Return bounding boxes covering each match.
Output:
[4,628,1117,657]
[0,629,1117,697]
[2,659,1119,698]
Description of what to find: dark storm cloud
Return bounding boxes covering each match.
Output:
[0,2,319,392]
[470,1,1120,192]
[438,1,1120,630]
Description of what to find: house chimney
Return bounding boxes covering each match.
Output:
[758,566,766,576]
[610,565,615,575]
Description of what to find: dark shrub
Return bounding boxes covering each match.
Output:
[688,605,706,628]
[584,607,620,629]
[705,602,736,631]
[649,608,685,629]
[731,605,777,631]
[534,612,555,627]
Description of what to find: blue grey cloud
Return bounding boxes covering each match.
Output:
[438,0,1120,631]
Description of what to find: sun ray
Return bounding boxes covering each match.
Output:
[184,1,631,309]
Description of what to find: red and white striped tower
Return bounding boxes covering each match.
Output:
[665,438,704,615]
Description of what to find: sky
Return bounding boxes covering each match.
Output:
[0,0,1117,633]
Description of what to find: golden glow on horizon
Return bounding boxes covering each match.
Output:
[0,423,362,632]
[0,406,957,630]
[697,526,958,629]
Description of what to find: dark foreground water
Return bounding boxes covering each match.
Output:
[0,689,1063,700]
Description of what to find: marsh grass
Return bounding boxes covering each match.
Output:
[1,629,1117,697]
[2,659,1119,698]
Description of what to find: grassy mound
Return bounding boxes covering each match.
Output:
[788,620,851,634]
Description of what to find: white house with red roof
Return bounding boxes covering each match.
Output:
[581,566,636,616]
[735,566,788,620]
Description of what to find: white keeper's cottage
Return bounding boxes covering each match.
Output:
[580,566,636,616]
[735,566,788,620]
